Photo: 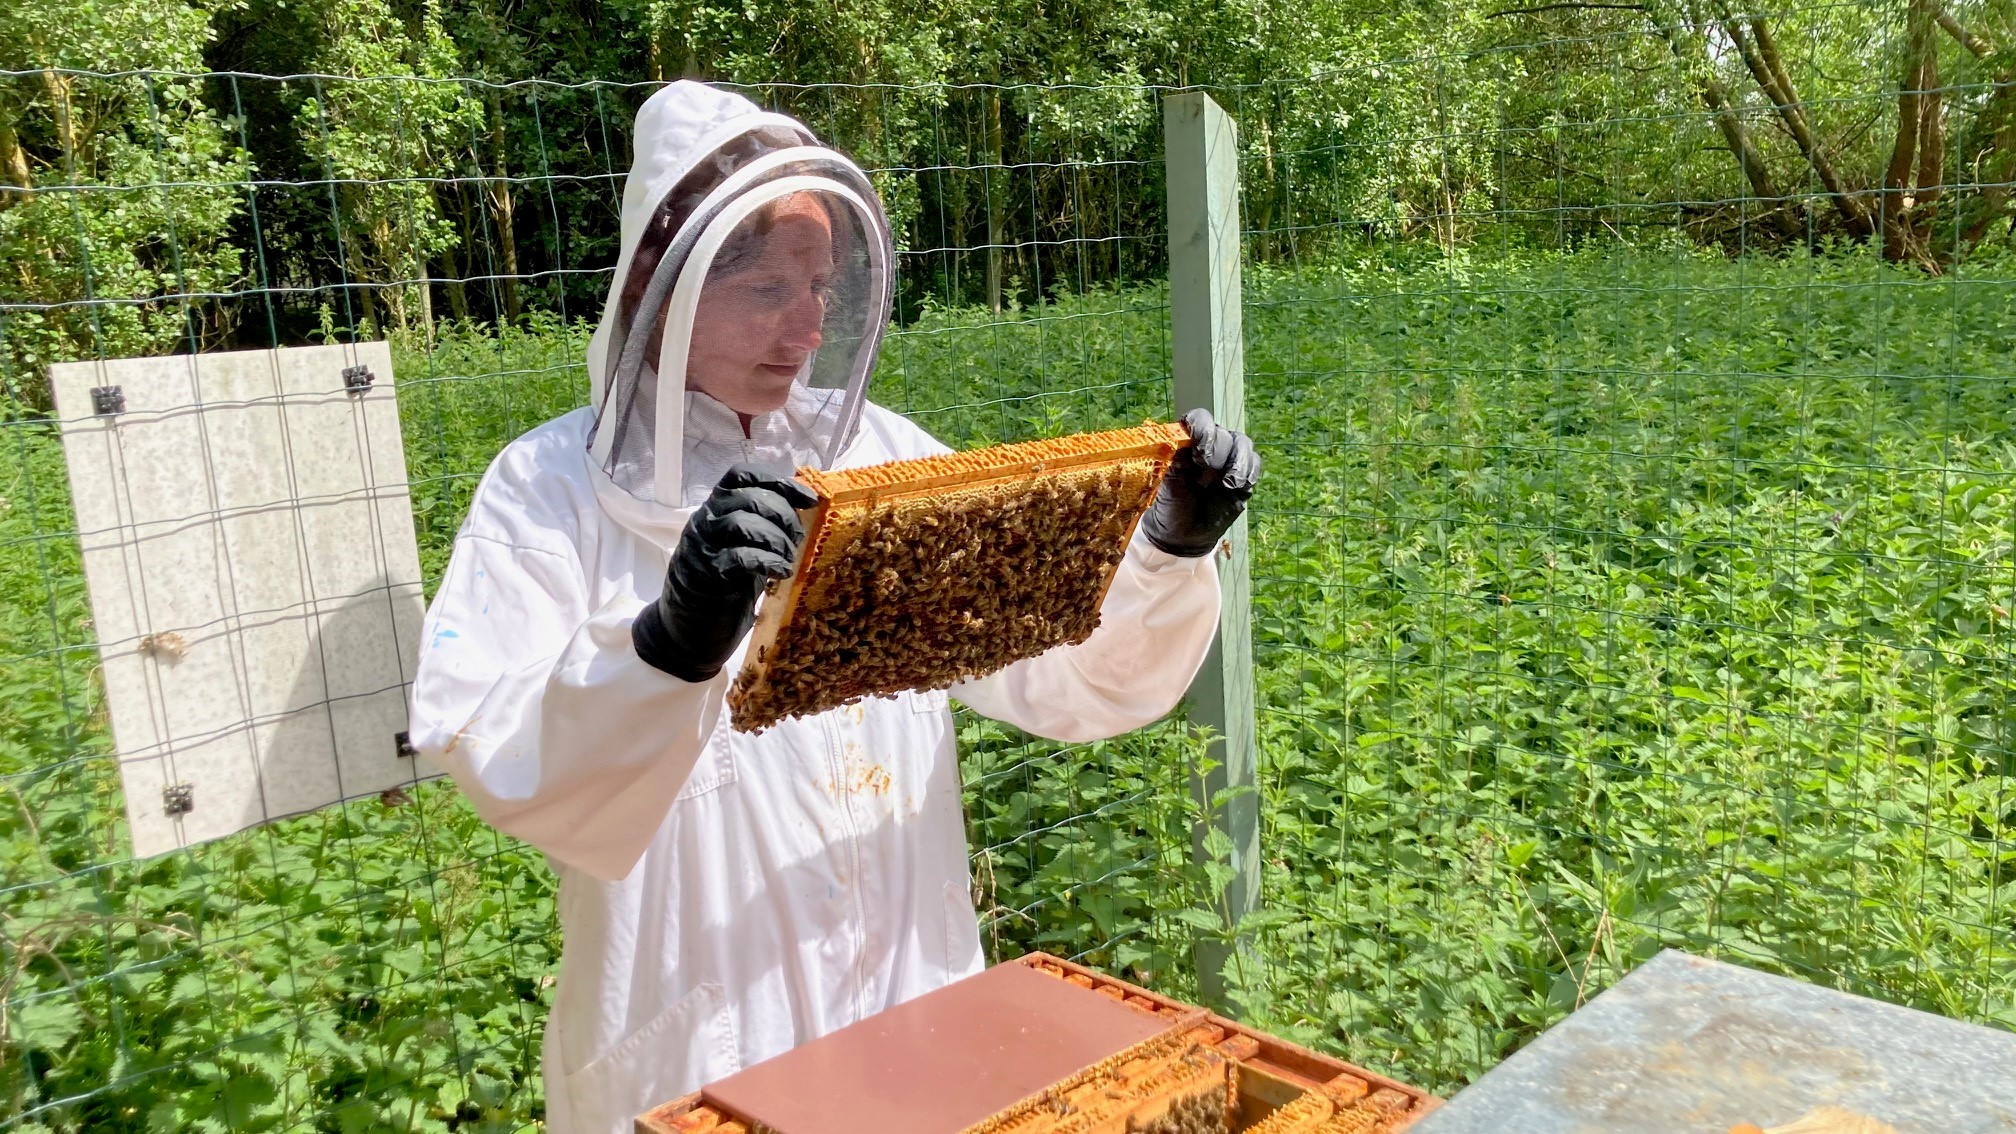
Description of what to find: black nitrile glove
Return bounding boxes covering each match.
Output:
[1140,408,1261,558]
[633,464,819,682]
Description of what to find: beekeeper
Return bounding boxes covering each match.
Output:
[409,81,1261,1134]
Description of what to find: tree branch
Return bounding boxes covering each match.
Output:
[1930,1,1994,59]
[1649,5,1795,236]
[1489,2,1644,16]
[1729,11,1874,237]
[1923,2,2016,255]
[0,114,31,198]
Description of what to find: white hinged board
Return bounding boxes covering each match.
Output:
[49,342,432,858]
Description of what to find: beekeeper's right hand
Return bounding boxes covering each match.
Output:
[632,464,819,682]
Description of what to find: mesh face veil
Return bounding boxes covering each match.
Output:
[585,84,895,510]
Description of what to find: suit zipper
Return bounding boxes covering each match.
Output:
[821,712,870,1020]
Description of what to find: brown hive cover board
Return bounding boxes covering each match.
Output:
[636,955,1442,1134]
[698,961,1172,1134]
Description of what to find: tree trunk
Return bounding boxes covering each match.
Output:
[487,91,522,323]
[1959,88,2016,250]
[1881,64,1923,262]
[416,184,450,339]
[0,113,31,206]
[1932,1,1992,57]
[1254,118,1276,260]
[985,88,1005,313]
[1701,80,1790,234]
[415,227,434,343]
[340,187,381,334]
[1883,0,1941,270]
[40,71,79,168]
[440,237,468,322]
[440,184,470,322]
[1915,48,1944,208]
[373,217,409,331]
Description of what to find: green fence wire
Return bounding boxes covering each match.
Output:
[4,2,2016,1126]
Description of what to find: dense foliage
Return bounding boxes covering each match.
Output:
[1237,247,2016,1083]
[897,244,2016,1086]
[8,0,2016,382]
[5,246,2011,1127]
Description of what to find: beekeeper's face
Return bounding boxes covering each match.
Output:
[590,107,892,506]
[687,193,836,415]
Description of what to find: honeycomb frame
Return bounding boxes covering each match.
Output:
[728,421,1191,732]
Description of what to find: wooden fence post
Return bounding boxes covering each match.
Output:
[1163,90,1259,1013]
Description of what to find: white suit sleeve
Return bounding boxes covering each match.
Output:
[409,530,723,883]
[952,529,1222,742]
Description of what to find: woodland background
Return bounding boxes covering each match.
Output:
[9,0,2016,374]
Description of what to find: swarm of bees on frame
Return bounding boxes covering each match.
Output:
[728,424,1186,732]
[978,1030,1233,1134]
[1131,1079,1231,1134]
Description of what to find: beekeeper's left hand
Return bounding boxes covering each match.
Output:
[1141,408,1261,558]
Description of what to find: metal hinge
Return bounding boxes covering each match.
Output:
[163,783,194,817]
[394,731,417,759]
[342,364,375,395]
[92,386,126,416]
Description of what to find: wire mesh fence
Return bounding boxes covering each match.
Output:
[4,0,2016,1125]
[0,71,1203,1131]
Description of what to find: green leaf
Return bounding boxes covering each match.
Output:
[1171,907,1229,932]
[11,996,82,1052]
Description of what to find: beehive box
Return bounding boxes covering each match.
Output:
[728,422,1190,732]
[635,954,1438,1134]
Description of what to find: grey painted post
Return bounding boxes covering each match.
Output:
[1163,90,1259,1012]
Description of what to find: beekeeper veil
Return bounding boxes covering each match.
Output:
[586,82,894,510]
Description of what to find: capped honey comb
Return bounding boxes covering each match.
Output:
[955,1022,1231,1134]
[728,422,1190,732]
[1237,1085,1416,1134]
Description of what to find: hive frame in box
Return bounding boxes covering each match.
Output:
[728,422,1191,732]
[635,952,1439,1134]
[1013,955,1435,1112]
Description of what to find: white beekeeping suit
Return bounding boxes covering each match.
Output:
[409,81,1225,1134]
